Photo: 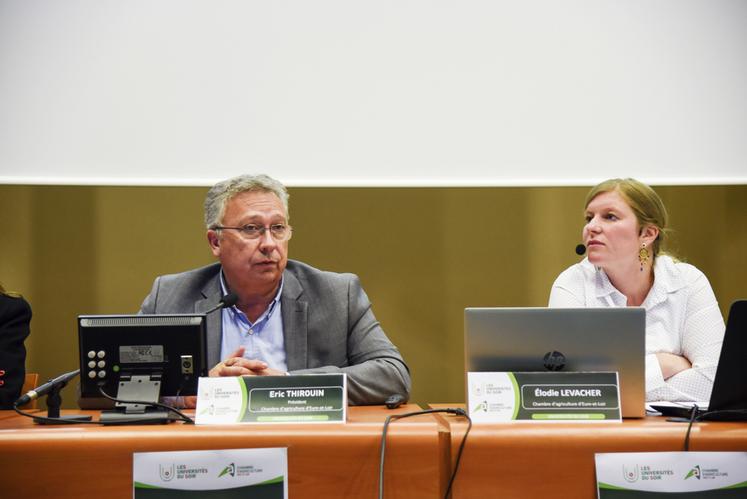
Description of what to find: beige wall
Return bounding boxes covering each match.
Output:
[2,184,745,408]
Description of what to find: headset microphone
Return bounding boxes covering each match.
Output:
[575,244,586,256]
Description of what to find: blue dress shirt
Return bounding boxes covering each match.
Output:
[218,273,288,372]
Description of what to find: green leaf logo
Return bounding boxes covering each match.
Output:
[472,401,488,413]
[685,465,701,480]
[218,463,236,478]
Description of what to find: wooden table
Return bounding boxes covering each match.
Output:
[430,403,747,499]
[0,405,448,498]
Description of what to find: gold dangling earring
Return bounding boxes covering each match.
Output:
[639,243,650,272]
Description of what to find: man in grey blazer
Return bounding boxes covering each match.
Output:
[140,174,410,405]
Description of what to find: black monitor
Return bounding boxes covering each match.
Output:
[77,314,207,423]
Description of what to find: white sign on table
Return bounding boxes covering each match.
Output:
[133,448,287,498]
[596,452,747,497]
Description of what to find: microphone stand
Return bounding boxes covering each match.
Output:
[33,382,92,425]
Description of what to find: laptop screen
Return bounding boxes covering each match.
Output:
[707,300,747,414]
[464,307,646,418]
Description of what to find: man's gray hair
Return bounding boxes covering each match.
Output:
[204,174,290,229]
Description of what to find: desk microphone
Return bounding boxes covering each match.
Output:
[575,244,586,256]
[205,292,238,314]
[14,369,80,407]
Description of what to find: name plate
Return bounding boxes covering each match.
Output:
[467,371,621,423]
[196,373,347,424]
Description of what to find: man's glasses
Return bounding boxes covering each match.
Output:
[212,224,293,241]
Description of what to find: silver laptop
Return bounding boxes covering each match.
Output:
[464,307,646,418]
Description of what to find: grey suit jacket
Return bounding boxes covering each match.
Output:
[139,260,411,405]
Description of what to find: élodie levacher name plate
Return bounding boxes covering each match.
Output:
[467,371,621,423]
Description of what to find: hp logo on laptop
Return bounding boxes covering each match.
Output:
[543,351,566,371]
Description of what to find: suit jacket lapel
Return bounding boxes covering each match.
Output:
[281,270,308,371]
[196,273,223,368]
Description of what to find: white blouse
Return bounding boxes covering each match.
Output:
[549,255,725,402]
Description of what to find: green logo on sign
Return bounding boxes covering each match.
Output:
[472,401,487,412]
[218,463,235,478]
[685,465,701,480]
